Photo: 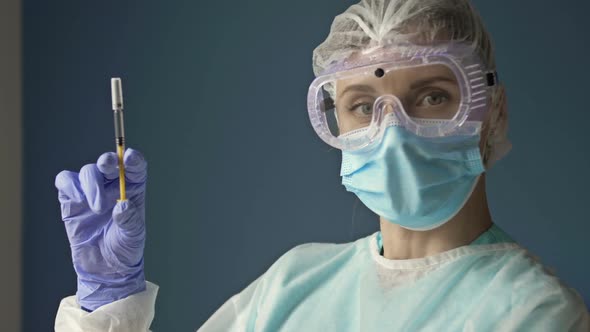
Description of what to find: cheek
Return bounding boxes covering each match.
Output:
[335,109,358,134]
[334,110,347,133]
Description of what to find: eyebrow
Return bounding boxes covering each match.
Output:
[339,84,377,98]
[338,76,457,98]
[410,76,457,90]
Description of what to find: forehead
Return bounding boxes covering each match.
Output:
[336,64,457,92]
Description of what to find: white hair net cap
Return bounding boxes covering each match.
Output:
[312,0,511,167]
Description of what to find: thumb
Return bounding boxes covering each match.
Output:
[107,200,145,268]
[112,200,145,238]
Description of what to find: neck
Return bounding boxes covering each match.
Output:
[379,175,493,260]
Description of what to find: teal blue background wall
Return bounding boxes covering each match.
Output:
[23,1,589,330]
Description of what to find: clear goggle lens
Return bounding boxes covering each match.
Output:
[320,64,462,137]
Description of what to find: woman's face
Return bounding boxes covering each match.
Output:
[334,64,461,135]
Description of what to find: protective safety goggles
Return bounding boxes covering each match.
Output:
[307,43,498,151]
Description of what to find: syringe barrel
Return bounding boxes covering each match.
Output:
[113,109,125,145]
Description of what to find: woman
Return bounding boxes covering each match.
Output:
[54,0,590,330]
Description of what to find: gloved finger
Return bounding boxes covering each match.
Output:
[123,148,147,184]
[112,199,144,234]
[55,171,91,225]
[96,152,119,180]
[79,164,118,214]
[121,181,147,199]
[110,200,145,266]
[55,170,85,204]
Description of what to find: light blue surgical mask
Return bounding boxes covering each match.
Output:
[340,124,485,231]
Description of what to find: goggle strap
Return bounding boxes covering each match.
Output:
[485,71,498,87]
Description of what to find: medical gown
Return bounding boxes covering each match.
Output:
[55,224,590,331]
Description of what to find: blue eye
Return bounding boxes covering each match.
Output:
[349,103,373,116]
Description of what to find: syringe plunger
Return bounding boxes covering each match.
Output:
[111,78,124,110]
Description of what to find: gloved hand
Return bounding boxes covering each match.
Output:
[55,148,148,311]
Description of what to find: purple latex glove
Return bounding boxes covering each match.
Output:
[55,148,147,311]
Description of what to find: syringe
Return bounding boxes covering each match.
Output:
[111,77,127,201]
